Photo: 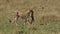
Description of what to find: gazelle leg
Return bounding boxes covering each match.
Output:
[25,18,30,24]
[25,18,32,24]
[12,16,19,26]
[27,18,30,24]
[24,18,29,25]
[24,19,27,25]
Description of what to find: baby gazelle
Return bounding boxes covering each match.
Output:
[9,9,34,25]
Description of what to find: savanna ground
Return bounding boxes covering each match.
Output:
[0,0,60,34]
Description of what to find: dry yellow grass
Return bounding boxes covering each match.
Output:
[0,0,60,34]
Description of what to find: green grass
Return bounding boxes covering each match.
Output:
[0,0,60,34]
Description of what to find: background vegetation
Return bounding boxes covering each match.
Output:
[0,0,60,34]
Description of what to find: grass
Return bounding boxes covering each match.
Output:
[0,0,60,34]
